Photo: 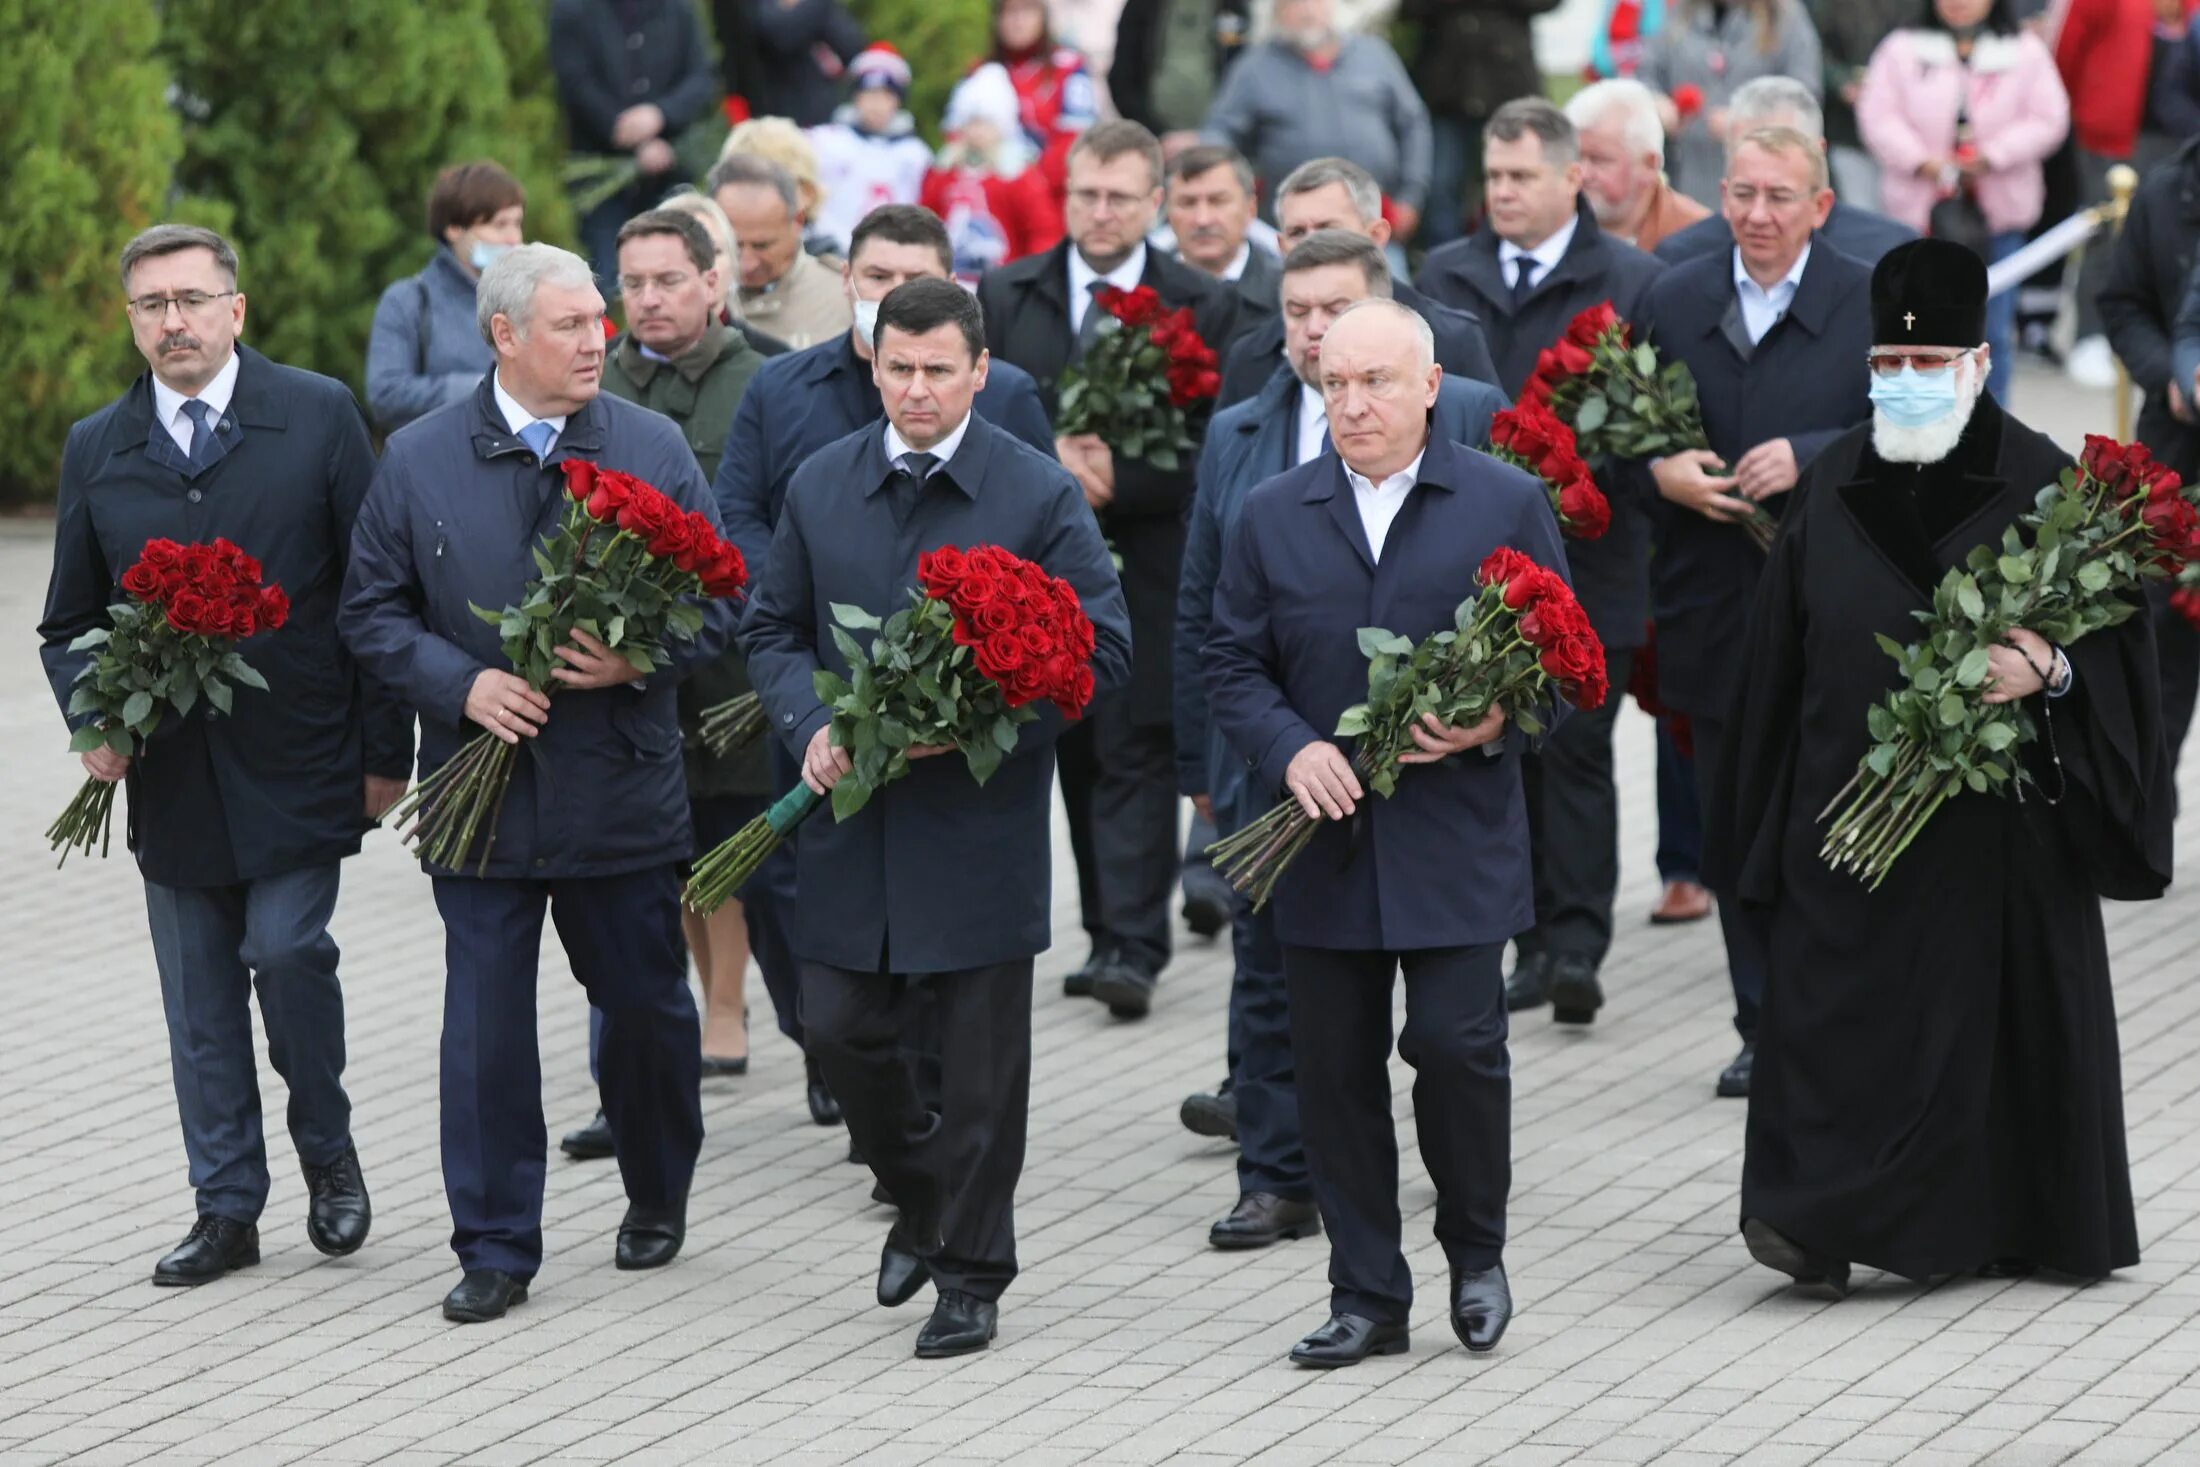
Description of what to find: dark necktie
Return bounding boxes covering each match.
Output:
[180,398,225,473]
[891,451,938,528]
[1074,281,1111,360]
[1510,258,1538,312]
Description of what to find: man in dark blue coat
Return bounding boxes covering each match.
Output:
[1650,77,1916,270]
[1631,128,1874,1099]
[1413,99,1668,1028]
[39,225,408,1288]
[1174,231,1506,1253]
[976,120,1238,1018]
[742,279,1131,1358]
[1215,156,1501,410]
[1207,299,1568,1367]
[712,204,1054,1139]
[341,245,737,1324]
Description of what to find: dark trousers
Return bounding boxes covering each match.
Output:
[800,958,1033,1301]
[142,863,350,1224]
[1182,809,1234,915]
[1655,717,1704,884]
[1692,711,1770,1041]
[2156,588,2199,782]
[1518,647,1633,967]
[434,865,703,1279]
[1059,689,1178,972]
[1229,900,1307,1199]
[1284,942,1510,1326]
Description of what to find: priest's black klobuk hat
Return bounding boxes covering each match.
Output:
[1870,238,1988,348]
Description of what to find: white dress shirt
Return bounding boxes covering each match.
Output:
[1219,243,1254,283]
[1498,213,1579,295]
[151,348,241,456]
[493,371,569,451]
[1068,242,1149,335]
[1343,449,1425,561]
[1295,383,1330,467]
[884,410,973,474]
[1734,244,1811,344]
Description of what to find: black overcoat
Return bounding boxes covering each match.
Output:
[38,346,412,887]
[739,411,1133,974]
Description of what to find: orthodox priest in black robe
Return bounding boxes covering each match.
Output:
[1710,241,2174,1295]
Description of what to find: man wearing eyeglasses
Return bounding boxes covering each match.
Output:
[37,224,411,1288]
[1629,127,1875,1100]
[1706,238,2164,1299]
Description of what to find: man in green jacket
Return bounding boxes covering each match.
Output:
[562,207,779,1161]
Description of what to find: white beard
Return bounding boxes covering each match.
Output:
[1872,357,1985,465]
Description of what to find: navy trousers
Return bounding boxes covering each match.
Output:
[1284,942,1510,1327]
[1228,899,1309,1201]
[142,863,351,1224]
[434,864,702,1279]
[1692,712,1770,1041]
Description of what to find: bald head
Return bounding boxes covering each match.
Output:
[1319,300,1441,480]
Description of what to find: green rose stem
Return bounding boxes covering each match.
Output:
[684,781,822,914]
[699,692,766,758]
[46,771,120,867]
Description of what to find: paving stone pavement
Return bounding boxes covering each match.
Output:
[3,365,2197,1466]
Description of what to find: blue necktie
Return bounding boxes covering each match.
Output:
[519,420,557,462]
[180,399,225,472]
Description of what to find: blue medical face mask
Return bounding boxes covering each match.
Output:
[469,241,515,272]
[1869,360,1964,428]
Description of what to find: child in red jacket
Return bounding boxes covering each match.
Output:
[921,63,1065,285]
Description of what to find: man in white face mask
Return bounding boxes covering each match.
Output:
[1702,238,2169,1302]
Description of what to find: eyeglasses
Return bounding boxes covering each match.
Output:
[1068,188,1152,214]
[126,290,236,320]
[1867,350,1971,377]
[617,271,695,296]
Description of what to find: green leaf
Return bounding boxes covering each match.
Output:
[1573,394,1609,435]
[171,675,199,718]
[1955,576,1985,621]
[830,624,868,671]
[831,776,875,821]
[1874,633,1907,663]
[1634,344,1657,376]
[66,628,112,652]
[472,602,506,628]
[1997,554,2031,584]
[205,679,233,717]
[965,741,1004,786]
[1866,744,1897,778]
[831,601,883,631]
[1334,705,1372,737]
[2076,560,2112,594]
[626,645,656,675]
[1937,692,1965,727]
[990,718,1019,753]
[1977,720,2019,752]
[1966,767,1989,793]
[105,725,132,755]
[1914,665,1941,694]
[1955,647,1992,689]
[121,691,153,727]
[68,723,108,754]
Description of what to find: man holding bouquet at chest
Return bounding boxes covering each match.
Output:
[1205,300,1575,1367]
[741,279,1131,1358]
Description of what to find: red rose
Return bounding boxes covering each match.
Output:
[167,590,211,635]
[234,605,260,639]
[1552,339,1594,377]
[950,570,1003,615]
[1007,660,1048,706]
[1564,302,1621,350]
[258,585,290,630]
[1673,84,1704,120]
[563,459,599,503]
[120,563,163,601]
[975,598,1018,634]
[975,633,1025,681]
[1017,623,1057,659]
[2173,586,2200,630]
[1064,666,1096,718]
[139,538,184,570]
[1557,478,1612,539]
[920,545,971,599]
[701,544,749,599]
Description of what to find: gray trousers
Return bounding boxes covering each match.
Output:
[142,863,351,1223]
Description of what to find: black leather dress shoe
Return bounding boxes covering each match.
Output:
[302,1143,371,1257]
[915,1290,998,1357]
[152,1216,259,1286]
[1181,884,1231,939]
[443,1269,528,1322]
[804,1055,842,1127]
[1505,950,1552,1012]
[1290,1313,1409,1368]
[1450,1264,1513,1353]
[1743,1218,1850,1300]
[1548,955,1605,1026]
[1179,1080,1238,1140]
[878,1228,932,1307]
[1063,944,1114,997]
[561,1110,615,1160]
[1717,1042,1756,1098]
[1091,960,1158,1018]
[1209,1192,1322,1250]
[614,1201,686,1270]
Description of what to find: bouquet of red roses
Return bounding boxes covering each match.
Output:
[1209,547,1608,909]
[1526,301,1777,551]
[1055,284,1221,471]
[1821,435,2200,888]
[48,537,289,865]
[388,461,748,874]
[1486,398,1611,539]
[685,543,1097,914]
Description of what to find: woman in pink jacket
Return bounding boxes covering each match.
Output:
[1859,0,2069,404]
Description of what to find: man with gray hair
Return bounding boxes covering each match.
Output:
[1565,78,1710,252]
[1415,97,1666,1031]
[1653,77,1916,269]
[1215,156,1498,409]
[40,224,408,1289]
[342,243,738,1323]
[709,154,853,348]
[1206,295,1568,1365]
